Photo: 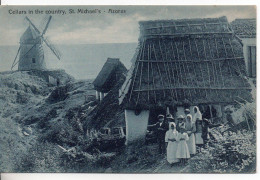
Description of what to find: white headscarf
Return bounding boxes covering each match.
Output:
[193,106,202,122]
[169,122,177,132]
[186,114,193,124]
[186,114,193,130]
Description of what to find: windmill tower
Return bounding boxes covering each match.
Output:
[11,16,61,71]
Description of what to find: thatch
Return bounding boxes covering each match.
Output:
[231,19,256,38]
[119,16,252,109]
[93,58,127,93]
[85,77,126,130]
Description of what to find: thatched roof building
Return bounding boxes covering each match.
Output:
[231,19,256,38]
[119,16,252,110]
[93,58,127,93]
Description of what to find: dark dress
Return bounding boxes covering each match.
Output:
[195,120,203,145]
[150,121,168,154]
[201,119,221,143]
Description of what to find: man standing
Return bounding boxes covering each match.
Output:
[149,114,168,154]
[166,114,174,126]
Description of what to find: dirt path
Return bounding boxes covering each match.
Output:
[150,157,190,173]
[141,144,191,173]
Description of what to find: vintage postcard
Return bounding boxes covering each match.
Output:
[0,5,256,173]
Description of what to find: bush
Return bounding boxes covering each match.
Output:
[39,120,85,147]
[46,85,69,103]
[13,140,116,173]
[110,141,159,172]
[13,142,63,172]
[189,130,256,173]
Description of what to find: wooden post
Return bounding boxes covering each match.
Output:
[207,38,219,98]
[221,105,225,123]
[100,92,104,101]
[245,115,251,131]
[188,38,202,97]
[214,38,225,87]
[181,41,192,98]
[228,38,246,86]
[149,44,157,103]
[194,38,209,100]
[202,39,211,86]
[170,41,182,100]
[221,37,233,77]
[209,105,213,123]
[136,39,146,105]
[96,91,100,101]
[152,44,166,98]
[147,42,150,102]
[159,39,174,98]
[163,40,178,101]
[129,39,145,103]
[173,41,186,98]
[183,40,196,95]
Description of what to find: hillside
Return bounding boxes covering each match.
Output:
[0,70,256,173]
[0,70,96,172]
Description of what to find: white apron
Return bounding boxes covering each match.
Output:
[176,133,190,159]
[165,130,179,164]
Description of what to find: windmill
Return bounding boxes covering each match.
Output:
[11,16,61,71]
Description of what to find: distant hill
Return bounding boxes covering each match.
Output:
[0,43,137,79]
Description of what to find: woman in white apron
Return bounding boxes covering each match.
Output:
[176,124,190,165]
[193,106,202,123]
[165,122,179,166]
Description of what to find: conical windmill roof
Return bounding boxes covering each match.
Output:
[20,25,40,43]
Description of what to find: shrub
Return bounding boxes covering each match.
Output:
[13,142,63,172]
[189,130,256,173]
[39,120,84,147]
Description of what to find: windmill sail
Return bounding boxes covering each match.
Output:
[43,37,61,60]
[42,16,52,36]
[11,46,21,70]
[25,16,41,35]
[26,16,61,60]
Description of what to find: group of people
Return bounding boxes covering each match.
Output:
[149,106,220,166]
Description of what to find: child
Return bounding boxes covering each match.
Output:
[165,122,179,166]
[176,124,190,165]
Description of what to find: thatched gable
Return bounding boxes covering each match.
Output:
[231,19,256,38]
[93,58,127,93]
[119,16,252,109]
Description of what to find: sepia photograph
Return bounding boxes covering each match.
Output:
[0,5,256,173]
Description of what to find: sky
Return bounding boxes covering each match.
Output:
[0,6,256,46]
[0,5,256,79]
